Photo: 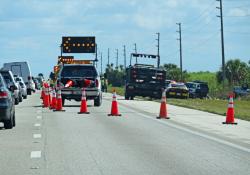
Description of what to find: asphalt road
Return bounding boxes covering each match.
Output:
[0,92,249,175]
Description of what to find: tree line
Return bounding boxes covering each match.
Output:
[104,59,250,91]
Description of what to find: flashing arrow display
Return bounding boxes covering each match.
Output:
[62,37,96,53]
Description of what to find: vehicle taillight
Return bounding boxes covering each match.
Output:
[95,79,99,87]
[0,91,8,99]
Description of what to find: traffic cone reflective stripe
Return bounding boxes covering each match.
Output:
[223,95,237,125]
[157,89,169,119]
[53,89,65,112]
[78,88,90,114]
[108,90,121,116]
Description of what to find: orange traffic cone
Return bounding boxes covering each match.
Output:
[53,89,65,112]
[108,89,121,116]
[157,89,169,119]
[223,95,237,125]
[50,88,57,110]
[43,86,50,108]
[78,88,90,114]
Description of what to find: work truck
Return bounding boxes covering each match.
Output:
[55,58,102,106]
[125,64,166,100]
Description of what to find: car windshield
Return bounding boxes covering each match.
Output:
[61,66,97,77]
[186,83,196,88]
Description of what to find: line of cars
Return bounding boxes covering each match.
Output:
[0,62,43,129]
[165,80,209,99]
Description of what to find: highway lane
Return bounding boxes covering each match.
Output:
[0,92,249,175]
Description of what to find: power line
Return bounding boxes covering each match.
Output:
[184,1,217,27]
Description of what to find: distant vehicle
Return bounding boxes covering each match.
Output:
[15,76,27,99]
[26,76,35,95]
[0,70,21,105]
[125,64,166,99]
[2,62,34,95]
[166,82,189,99]
[233,86,250,97]
[185,81,209,98]
[56,61,102,106]
[33,78,41,90]
[165,80,176,87]
[2,61,31,84]
[0,74,15,129]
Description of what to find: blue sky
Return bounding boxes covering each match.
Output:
[0,0,249,77]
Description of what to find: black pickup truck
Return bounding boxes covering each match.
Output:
[125,64,166,100]
[56,64,102,106]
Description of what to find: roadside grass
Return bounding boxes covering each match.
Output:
[107,86,250,121]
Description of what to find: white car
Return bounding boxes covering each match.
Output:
[26,76,35,95]
[15,76,27,99]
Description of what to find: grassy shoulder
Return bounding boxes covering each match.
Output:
[107,86,250,121]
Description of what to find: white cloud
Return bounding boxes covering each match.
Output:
[228,8,248,17]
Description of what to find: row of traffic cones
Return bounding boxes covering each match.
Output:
[41,84,236,124]
[40,84,121,116]
[41,83,65,112]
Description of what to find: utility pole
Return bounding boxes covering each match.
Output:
[116,49,119,69]
[176,23,183,81]
[123,45,126,69]
[217,0,226,89]
[108,48,110,65]
[156,32,160,68]
[134,43,138,64]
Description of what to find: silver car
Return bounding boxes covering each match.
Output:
[0,70,21,105]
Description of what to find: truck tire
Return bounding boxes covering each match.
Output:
[94,94,102,107]
[125,91,130,100]
[62,98,65,107]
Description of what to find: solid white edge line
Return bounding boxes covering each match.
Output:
[131,109,250,153]
[30,151,41,158]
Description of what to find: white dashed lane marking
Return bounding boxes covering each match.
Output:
[37,116,42,119]
[33,134,42,139]
[34,123,41,127]
[30,151,41,159]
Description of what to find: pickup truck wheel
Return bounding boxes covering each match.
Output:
[94,94,102,107]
